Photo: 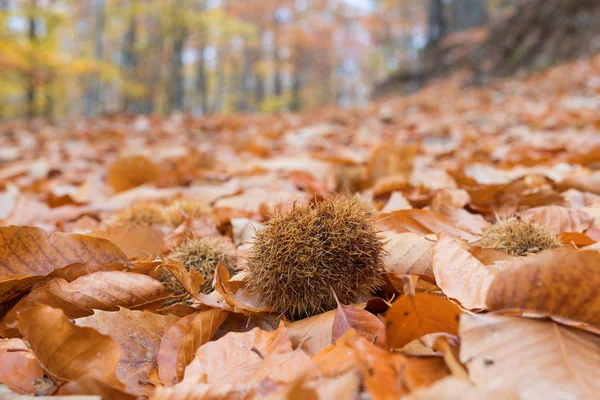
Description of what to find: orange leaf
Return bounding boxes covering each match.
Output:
[486,248,600,330]
[0,271,170,338]
[379,210,477,242]
[107,155,160,193]
[76,308,179,395]
[0,338,44,394]
[385,294,462,349]
[332,302,386,348]
[17,305,122,385]
[558,232,596,246]
[91,223,166,259]
[0,226,127,303]
[157,309,228,386]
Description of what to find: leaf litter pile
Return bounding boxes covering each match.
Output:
[2,56,600,399]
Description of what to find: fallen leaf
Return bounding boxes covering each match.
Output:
[557,232,596,246]
[213,265,274,314]
[385,293,462,349]
[460,314,600,400]
[0,271,170,338]
[0,226,128,303]
[349,331,406,400]
[287,310,336,356]
[91,223,166,259]
[379,210,477,242]
[0,338,44,394]
[486,248,600,330]
[403,357,450,391]
[332,302,386,347]
[519,205,593,234]
[107,155,160,194]
[366,143,416,186]
[404,376,519,400]
[18,305,122,385]
[157,309,229,386]
[381,231,435,279]
[432,234,506,309]
[181,322,292,385]
[76,308,179,395]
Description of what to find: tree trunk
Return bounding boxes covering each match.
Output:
[195,45,208,114]
[84,0,105,116]
[167,29,187,113]
[122,5,138,113]
[427,0,447,44]
[26,0,38,119]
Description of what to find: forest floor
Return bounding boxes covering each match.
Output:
[0,53,600,399]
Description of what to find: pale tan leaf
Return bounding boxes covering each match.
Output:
[287,310,336,356]
[404,376,519,400]
[432,234,508,309]
[381,231,435,278]
[520,205,593,234]
[460,314,600,400]
[181,322,292,386]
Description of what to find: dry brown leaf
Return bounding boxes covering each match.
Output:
[366,143,416,186]
[486,248,600,329]
[157,309,229,386]
[557,232,596,246]
[349,331,406,400]
[404,376,519,400]
[430,188,489,234]
[287,309,336,356]
[0,271,169,338]
[106,155,160,193]
[385,294,462,349]
[91,223,166,259]
[0,338,44,394]
[519,205,593,235]
[432,234,508,309]
[379,210,478,242]
[460,314,600,400]
[0,226,128,303]
[160,260,204,299]
[180,322,292,386]
[213,265,273,314]
[76,308,179,395]
[332,302,386,347]
[18,305,122,386]
[403,357,450,392]
[381,231,436,279]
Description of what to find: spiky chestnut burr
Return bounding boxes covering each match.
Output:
[161,237,236,304]
[245,197,385,319]
[480,217,562,256]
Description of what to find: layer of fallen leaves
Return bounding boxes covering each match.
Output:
[1,54,600,398]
